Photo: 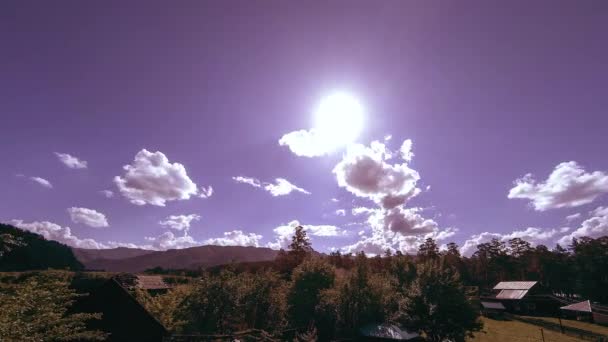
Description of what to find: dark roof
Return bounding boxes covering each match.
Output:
[481,301,506,310]
[561,300,592,313]
[493,281,537,290]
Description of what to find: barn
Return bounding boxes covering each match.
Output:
[491,281,560,315]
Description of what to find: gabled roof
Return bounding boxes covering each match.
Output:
[135,275,170,290]
[481,301,506,310]
[493,281,537,290]
[561,300,592,313]
[496,289,529,299]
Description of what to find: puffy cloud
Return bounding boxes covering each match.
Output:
[590,206,608,217]
[9,219,107,249]
[54,152,87,169]
[159,214,200,231]
[267,220,343,250]
[30,176,52,188]
[114,149,209,206]
[352,207,374,216]
[335,209,346,216]
[508,161,608,211]
[460,227,565,256]
[558,212,608,246]
[100,190,114,198]
[565,213,581,222]
[279,129,335,157]
[232,176,310,196]
[198,186,214,198]
[67,207,109,228]
[333,140,420,208]
[144,231,199,250]
[204,230,262,247]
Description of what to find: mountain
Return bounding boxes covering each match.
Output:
[73,245,279,272]
[0,223,84,271]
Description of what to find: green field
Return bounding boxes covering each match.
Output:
[468,317,603,342]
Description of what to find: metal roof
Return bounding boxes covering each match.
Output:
[561,300,592,313]
[359,324,420,340]
[136,275,170,290]
[481,301,506,310]
[496,289,529,299]
[493,281,537,290]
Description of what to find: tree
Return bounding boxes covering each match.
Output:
[417,238,439,261]
[397,260,482,342]
[135,284,192,332]
[288,258,335,329]
[0,272,106,341]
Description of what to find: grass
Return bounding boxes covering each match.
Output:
[520,315,608,337]
[468,317,587,342]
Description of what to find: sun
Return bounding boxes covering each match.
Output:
[313,92,365,148]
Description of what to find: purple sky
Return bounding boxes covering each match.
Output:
[2,1,608,255]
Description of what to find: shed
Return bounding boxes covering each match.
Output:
[136,275,171,292]
[358,323,423,341]
[489,281,559,315]
[481,301,506,318]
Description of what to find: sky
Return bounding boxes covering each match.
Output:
[1,1,608,255]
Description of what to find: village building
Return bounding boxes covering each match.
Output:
[489,281,560,315]
[561,300,608,325]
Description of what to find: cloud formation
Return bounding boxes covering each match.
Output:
[159,214,201,231]
[335,209,346,216]
[144,231,199,250]
[279,129,336,157]
[460,227,567,256]
[54,152,87,169]
[100,190,114,198]
[267,220,343,250]
[558,211,608,246]
[114,149,210,206]
[232,176,310,196]
[10,219,107,249]
[30,176,52,188]
[204,230,262,247]
[508,161,608,211]
[67,207,109,228]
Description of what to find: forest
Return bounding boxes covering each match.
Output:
[1,224,607,341]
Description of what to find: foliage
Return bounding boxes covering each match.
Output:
[288,257,335,329]
[397,260,482,342]
[135,285,192,332]
[0,271,106,341]
[0,223,84,271]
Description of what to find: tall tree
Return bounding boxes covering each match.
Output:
[417,238,439,261]
[288,258,335,329]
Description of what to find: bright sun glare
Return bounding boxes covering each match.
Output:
[314,92,365,149]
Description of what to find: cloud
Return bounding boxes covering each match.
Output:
[508,161,608,211]
[565,213,581,222]
[267,220,344,250]
[333,140,420,208]
[67,207,109,228]
[204,230,262,247]
[558,211,608,246]
[114,149,209,206]
[233,176,310,196]
[159,214,201,231]
[331,198,340,203]
[54,152,87,169]
[279,129,335,157]
[590,206,608,217]
[30,176,52,188]
[198,186,213,198]
[9,219,107,249]
[335,209,346,216]
[144,231,199,250]
[100,190,114,198]
[460,227,565,256]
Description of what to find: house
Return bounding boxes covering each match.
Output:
[74,278,168,342]
[561,300,608,325]
[490,281,560,315]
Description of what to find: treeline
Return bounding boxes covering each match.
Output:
[136,227,482,342]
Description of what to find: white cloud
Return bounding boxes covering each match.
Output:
[279,129,336,157]
[460,227,565,256]
[198,186,213,198]
[590,206,608,217]
[352,207,374,216]
[114,149,209,206]
[333,140,420,208]
[100,190,114,198]
[204,230,262,247]
[159,214,201,231]
[67,207,109,228]
[508,161,608,211]
[233,176,310,196]
[10,219,107,249]
[335,209,346,216]
[566,213,581,222]
[331,198,340,203]
[558,212,608,246]
[30,176,52,188]
[54,152,87,169]
[267,220,343,250]
[144,231,199,250]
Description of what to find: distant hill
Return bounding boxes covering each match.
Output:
[74,245,279,272]
[0,223,84,271]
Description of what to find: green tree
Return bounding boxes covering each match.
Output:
[288,258,335,329]
[135,284,192,332]
[397,260,482,342]
[417,238,439,261]
[0,272,106,341]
